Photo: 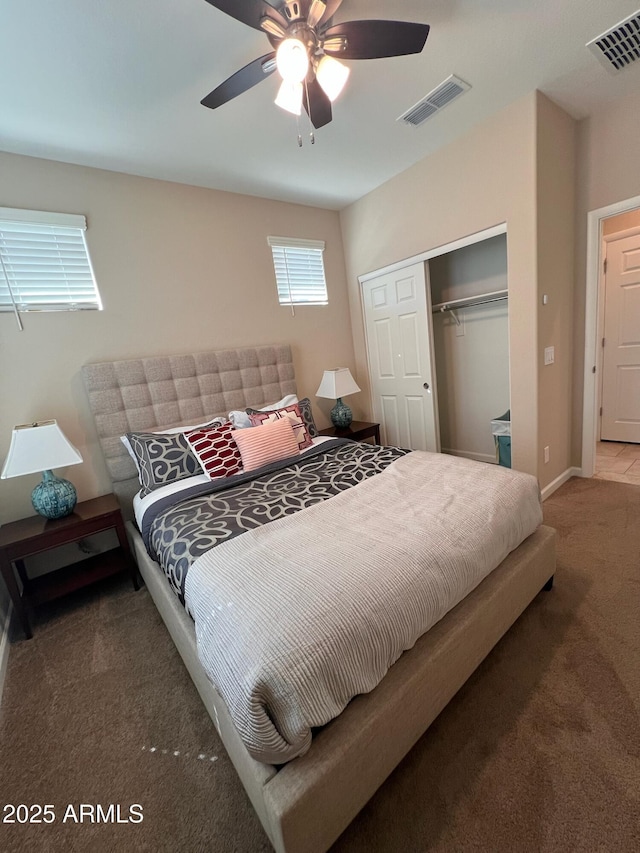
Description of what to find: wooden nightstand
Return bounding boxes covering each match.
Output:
[0,494,139,639]
[319,421,381,444]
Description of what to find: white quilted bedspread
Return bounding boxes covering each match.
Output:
[185,451,542,764]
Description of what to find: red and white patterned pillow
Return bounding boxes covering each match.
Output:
[248,403,312,449]
[185,421,243,479]
[233,417,300,472]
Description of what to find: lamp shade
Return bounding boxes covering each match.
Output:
[275,79,303,115]
[316,55,350,102]
[1,420,82,479]
[316,368,361,400]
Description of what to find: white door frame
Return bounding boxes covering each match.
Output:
[582,194,640,476]
[358,223,507,422]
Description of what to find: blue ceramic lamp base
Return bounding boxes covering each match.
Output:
[32,470,78,519]
[330,398,353,429]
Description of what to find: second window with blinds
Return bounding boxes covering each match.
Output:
[267,236,328,307]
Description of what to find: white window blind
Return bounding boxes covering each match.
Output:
[0,207,102,313]
[267,236,328,306]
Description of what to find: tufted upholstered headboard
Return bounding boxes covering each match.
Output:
[82,344,297,513]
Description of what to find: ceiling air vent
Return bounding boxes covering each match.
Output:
[587,10,640,73]
[398,75,471,127]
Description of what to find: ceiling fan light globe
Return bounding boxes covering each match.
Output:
[276,38,310,83]
[275,80,303,115]
[316,55,350,102]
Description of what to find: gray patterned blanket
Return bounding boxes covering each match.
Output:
[140,439,409,608]
[185,450,543,763]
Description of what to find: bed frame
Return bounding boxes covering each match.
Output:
[83,344,556,853]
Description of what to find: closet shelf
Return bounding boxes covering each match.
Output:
[432,289,508,313]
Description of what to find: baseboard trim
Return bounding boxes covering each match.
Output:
[0,602,12,708]
[442,448,497,465]
[541,467,582,501]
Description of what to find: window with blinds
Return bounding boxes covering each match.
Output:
[0,207,102,313]
[267,236,328,306]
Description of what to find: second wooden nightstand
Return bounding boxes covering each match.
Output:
[0,494,139,639]
[319,421,381,444]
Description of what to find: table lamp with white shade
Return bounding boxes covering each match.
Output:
[316,368,361,429]
[1,420,83,519]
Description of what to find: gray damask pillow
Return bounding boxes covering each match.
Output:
[246,396,319,438]
[126,431,204,496]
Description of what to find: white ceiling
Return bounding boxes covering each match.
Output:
[1,0,640,210]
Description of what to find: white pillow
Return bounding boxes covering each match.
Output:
[228,394,298,429]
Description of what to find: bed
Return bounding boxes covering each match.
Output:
[82,343,556,853]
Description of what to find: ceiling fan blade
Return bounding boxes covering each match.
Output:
[303,78,332,128]
[201,52,276,110]
[203,0,288,32]
[320,0,343,25]
[323,20,430,59]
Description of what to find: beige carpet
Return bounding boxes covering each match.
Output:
[1,476,638,852]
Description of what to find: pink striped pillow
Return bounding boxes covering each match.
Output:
[233,417,300,472]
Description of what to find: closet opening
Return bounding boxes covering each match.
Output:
[430,233,510,465]
[360,225,510,461]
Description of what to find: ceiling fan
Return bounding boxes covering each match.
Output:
[200,0,430,129]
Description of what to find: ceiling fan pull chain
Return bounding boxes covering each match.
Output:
[304,79,315,144]
[295,111,303,147]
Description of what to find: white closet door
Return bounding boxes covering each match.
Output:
[362,263,439,451]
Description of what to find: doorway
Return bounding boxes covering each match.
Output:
[600,225,640,442]
[582,194,640,478]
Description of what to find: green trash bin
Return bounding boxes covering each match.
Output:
[491,410,511,468]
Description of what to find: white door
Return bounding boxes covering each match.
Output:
[601,231,640,442]
[362,263,439,451]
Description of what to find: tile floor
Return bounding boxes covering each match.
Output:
[594,441,640,485]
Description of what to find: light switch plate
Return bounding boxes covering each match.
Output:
[544,346,555,365]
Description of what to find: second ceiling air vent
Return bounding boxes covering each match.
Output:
[397,74,471,128]
[587,10,640,73]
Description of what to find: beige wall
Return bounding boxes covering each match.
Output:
[572,90,640,464]
[340,92,540,479]
[0,152,354,523]
[536,92,576,485]
[576,90,640,216]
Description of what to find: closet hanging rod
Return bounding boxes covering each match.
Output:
[432,288,508,314]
